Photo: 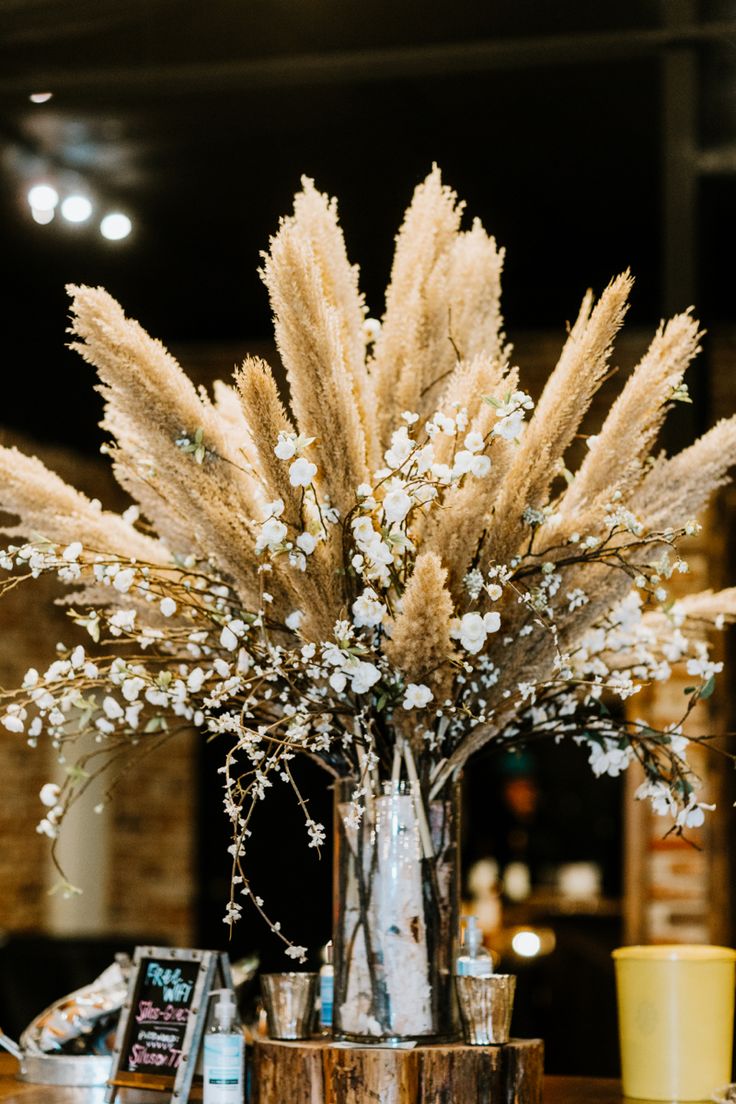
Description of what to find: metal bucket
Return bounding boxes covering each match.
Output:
[18,1052,112,1086]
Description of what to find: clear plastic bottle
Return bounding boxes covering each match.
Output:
[319,941,334,1032]
[455,915,493,977]
[203,988,244,1104]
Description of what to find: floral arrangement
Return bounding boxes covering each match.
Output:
[1,167,735,961]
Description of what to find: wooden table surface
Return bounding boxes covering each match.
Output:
[0,1053,625,1101]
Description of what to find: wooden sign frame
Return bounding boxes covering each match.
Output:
[105,945,233,1103]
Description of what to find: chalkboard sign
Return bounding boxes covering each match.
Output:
[106,946,232,1103]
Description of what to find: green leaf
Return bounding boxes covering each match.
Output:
[684,686,696,694]
[482,395,502,408]
[700,675,716,700]
[144,715,168,733]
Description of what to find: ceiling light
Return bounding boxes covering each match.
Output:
[100,212,132,241]
[511,930,542,958]
[29,92,53,104]
[31,207,54,225]
[61,195,93,223]
[27,184,58,212]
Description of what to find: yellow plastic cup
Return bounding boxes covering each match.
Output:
[613,944,736,1101]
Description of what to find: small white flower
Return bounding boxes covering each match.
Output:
[160,597,177,617]
[484,611,501,633]
[680,805,705,828]
[588,738,633,778]
[110,609,136,634]
[22,668,39,689]
[63,542,83,562]
[113,567,135,593]
[122,677,145,702]
[451,611,501,654]
[220,626,238,651]
[125,703,143,729]
[285,610,303,632]
[102,696,124,720]
[452,450,475,476]
[402,683,433,710]
[285,945,308,963]
[1,714,24,733]
[329,670,347,693]
[470,454,491,478]
[352,590,387,629]
[349,661,381,695]
[464,430,485,453]
[383,488,412,525]
[296,532,317,555]
[356,483,373,498]
[187,667,205,693]
[40,782,60,807]
[289,457,317,487]
[430,462,453,484]
[36,818,58,839]
[384,425,414,469]
[274,432,297,460]
[256,516,288,553]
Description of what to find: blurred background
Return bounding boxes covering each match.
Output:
[1,0,736,1076]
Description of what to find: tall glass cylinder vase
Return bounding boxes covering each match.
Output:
[332,775,460,1043]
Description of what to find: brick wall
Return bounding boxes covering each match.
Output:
[0,431,195,946]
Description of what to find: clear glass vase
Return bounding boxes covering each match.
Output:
[332,775,460,1042]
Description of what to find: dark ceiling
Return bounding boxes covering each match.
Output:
[0,1,734,452]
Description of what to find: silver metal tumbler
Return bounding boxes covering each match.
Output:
[455,973,516,1045]
[261,972,318,1040]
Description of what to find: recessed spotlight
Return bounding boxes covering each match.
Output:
[100,212,132,241]
[27,184,59,211]
[31,207,55,225]
[61,195,93,223]
[511,930,542,958]
[29,92,53,104]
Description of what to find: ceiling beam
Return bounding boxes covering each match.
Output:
[1,21,736,102]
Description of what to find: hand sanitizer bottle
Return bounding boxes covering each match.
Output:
[456,915,493,977]
[319,941,334,1032]
[203,988,244,1104]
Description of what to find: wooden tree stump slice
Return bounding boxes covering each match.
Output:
[253,1038,323,1104]
[253,1036,543,1104]
[324,1044,419,1104]
[503,1038,545,1104]
[419,1044,502,1104]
